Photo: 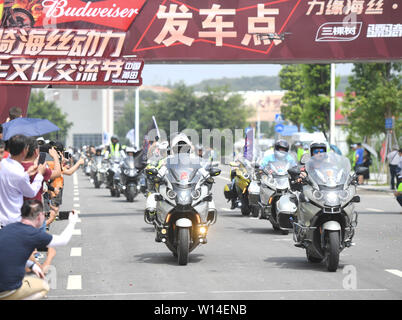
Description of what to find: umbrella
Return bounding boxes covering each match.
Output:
[2,117,60,141]
[362,143,378,159]
[330,144,342,155]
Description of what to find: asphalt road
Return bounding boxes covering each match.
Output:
[45,166,402,300]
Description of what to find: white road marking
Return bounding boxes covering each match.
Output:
[73,197,79,201]
[366,208,384,212]
[72,229,81,236]
[210,288,388,294]
[73,203,80,208]
[221,208,235,212]
[48,291,187,298]
[73,173,78,186]
[74,210,80,214]
[67,275,82,290]
[385,269,402,278]
[70,248,82,257]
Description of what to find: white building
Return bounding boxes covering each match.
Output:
[41,88,114,148]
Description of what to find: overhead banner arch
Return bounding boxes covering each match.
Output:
[0,0,400,87]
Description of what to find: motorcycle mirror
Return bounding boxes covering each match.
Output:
[209,168,221,176]
[351,195,360,203]
[253,163,260,169]
[288,167,301,177]
[146,168,158,176]
[300,154,310,165]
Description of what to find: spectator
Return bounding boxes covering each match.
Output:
[387,146,400,190]
[0,140,9,161]
[0,135,46,228]
[354,143,364,184]
[21,137,61,229]
[0,124,3,140]
[0,200,79,300]
[6,106,23,122]
[362,148,372,185]
[46,142,84,218]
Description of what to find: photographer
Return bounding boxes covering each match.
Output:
[46,142,84,217]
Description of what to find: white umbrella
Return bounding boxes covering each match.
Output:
[362,143,377,159]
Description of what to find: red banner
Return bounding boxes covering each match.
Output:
[0,0,401,87]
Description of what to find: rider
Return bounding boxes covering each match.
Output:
[105,135,124,158]
[260,140,297,170]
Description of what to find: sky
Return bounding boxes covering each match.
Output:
[141,63,354,86]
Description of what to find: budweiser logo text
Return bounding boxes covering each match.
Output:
[42,0,139,19]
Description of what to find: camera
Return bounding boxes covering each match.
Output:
[39,141,55,153]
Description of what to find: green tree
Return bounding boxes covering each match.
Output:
[279,65,305,132]
[342,63,402,138]
[26,91,72,142]
[300,64,340,140]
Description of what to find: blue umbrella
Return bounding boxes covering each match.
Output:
[2,118,60,141]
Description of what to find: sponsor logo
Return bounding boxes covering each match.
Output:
[316,22,362,42]
[35,0,146,30]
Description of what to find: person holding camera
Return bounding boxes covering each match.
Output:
[0,200,79,300]
[0,135,46,228]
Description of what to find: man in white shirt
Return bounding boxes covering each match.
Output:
[387,146,401,190]
[0,135,46,227]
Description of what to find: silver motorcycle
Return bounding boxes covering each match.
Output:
[258,154,298,235]
[289,152,365,272]
[106,155,122,197]
[145,153,220,265]
[90,155,106,188]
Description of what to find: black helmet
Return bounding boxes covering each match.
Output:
[274,140,289,152]
[310,141,327,156]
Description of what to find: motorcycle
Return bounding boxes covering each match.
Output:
[119,152,145,202]
[106,155,122,197]
[224,158,257,216]
[90,155,106,189]
[258,154,298,235]
[288,152,367,272]
[145,153,220,265]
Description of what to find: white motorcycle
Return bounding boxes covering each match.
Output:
[145,153,220,265]
[288,153,367,272]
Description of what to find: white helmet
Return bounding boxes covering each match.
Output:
[171,133,192,155]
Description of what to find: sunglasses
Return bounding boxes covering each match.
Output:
[313,148,325,154]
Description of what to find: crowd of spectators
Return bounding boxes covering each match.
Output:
[0,107,83,300]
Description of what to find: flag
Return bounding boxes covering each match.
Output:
[126,128,135,146]
[142,116,160,161]
[244,127,254,161]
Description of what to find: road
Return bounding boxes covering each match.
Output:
[45,165,402,300]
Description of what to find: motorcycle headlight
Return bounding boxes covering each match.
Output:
[325,192,339,205]
[243,173,250,180]
[313,190,324,201]
[124,169,129,175]
[167,189,177,200]
[191,189,201,200]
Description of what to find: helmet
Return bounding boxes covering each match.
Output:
[310,141,327,157]
[171,133,192,154]
[274,140,289,153]
[125,146,137,154]
[111,135,119,142]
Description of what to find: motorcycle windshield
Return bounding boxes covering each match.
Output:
[306,152,351,189]
[94,156,103,165]
[123,157,135,169]
[166,154,202,187]
[267,158,295,177]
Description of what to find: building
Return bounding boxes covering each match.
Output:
[42,88,114,149]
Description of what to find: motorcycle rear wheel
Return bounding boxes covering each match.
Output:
[177,228,190,266]
[241,198,251,216]
[325,231,340,272]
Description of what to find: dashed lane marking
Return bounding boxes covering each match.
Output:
[70,248,82,257]
[66,275,82,290]
[385,269,402,278]
[72,229,81,236]
[366,208,384,212]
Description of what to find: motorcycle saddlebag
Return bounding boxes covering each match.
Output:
[224,184,236,200]
[248,181,260,207]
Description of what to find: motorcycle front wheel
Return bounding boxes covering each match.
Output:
[177,228,190,266]
[325,231,340,272]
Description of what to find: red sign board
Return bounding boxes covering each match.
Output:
[0,0,401,86]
